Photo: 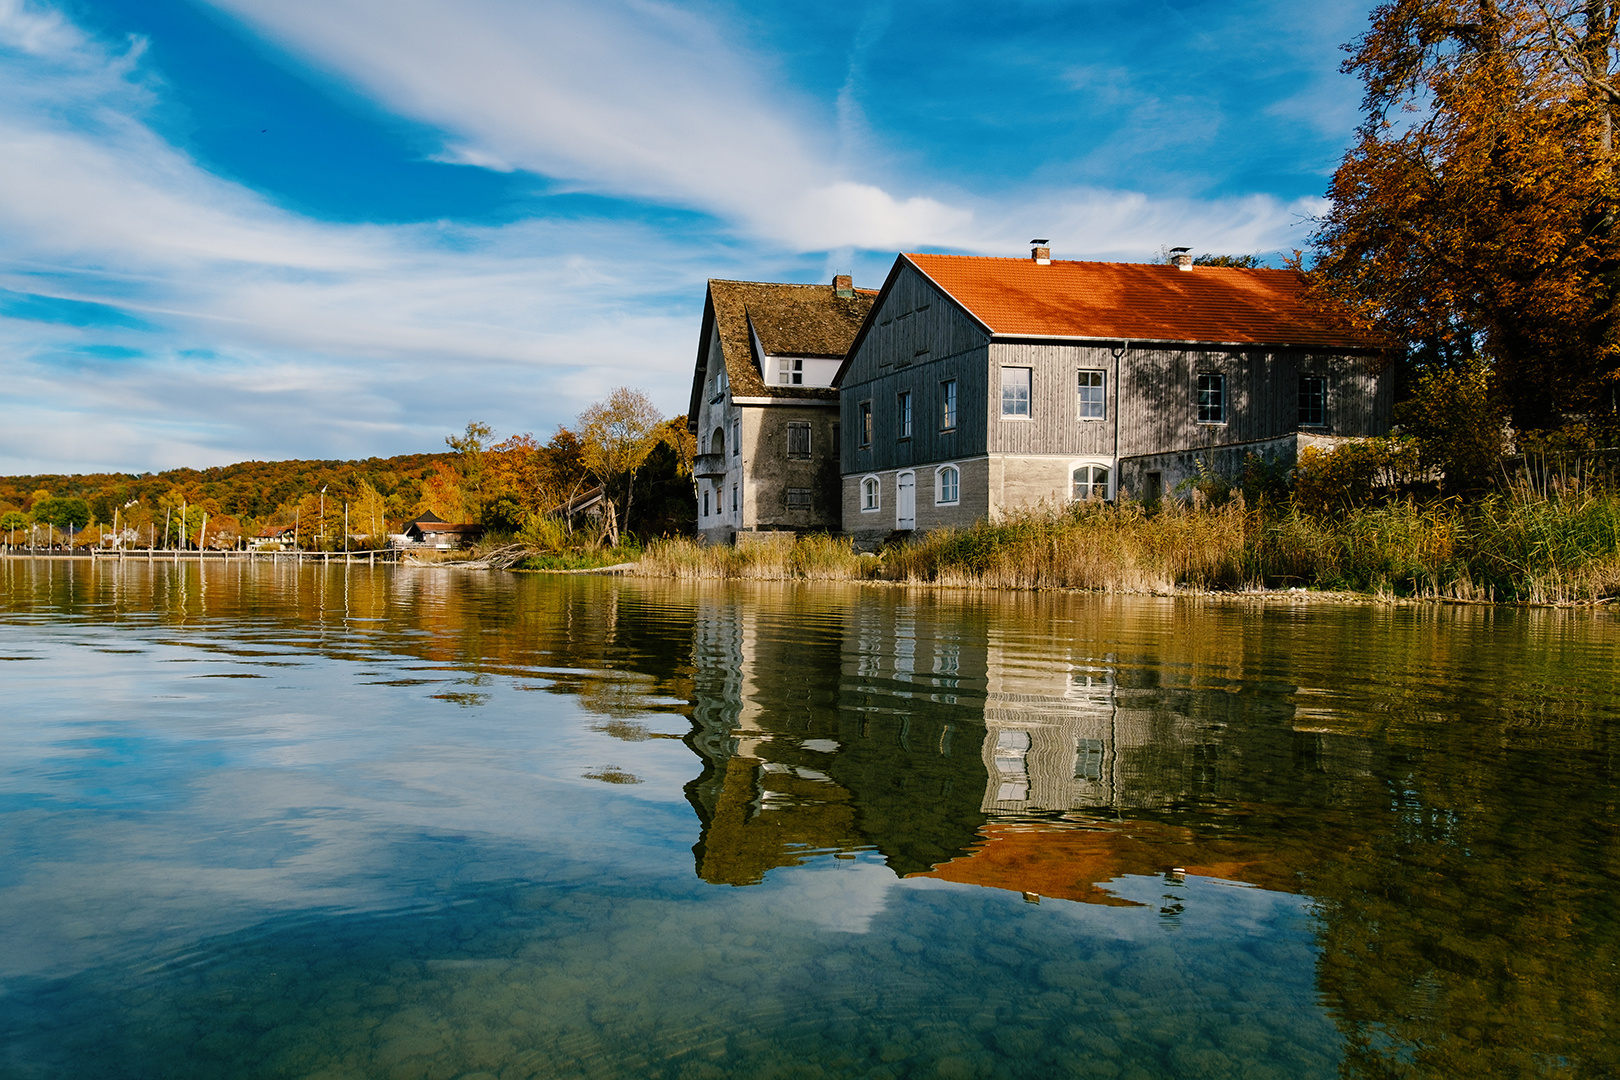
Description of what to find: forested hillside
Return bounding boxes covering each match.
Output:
[1,397,695,548]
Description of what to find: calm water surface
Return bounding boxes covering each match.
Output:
[0,559,1617,1079]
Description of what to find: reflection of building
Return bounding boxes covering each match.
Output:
[684,596,865,886]
[677,589,1385,905]
[683,592,992,884]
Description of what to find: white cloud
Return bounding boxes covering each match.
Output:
[198,0,1318,258]
[0,1,729,472]
[0,0,1355,473]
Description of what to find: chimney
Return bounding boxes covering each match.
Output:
[1030,239,1051,265]
[1170,246,1193,271]
[833,273,854,298]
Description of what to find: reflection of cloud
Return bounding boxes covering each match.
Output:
[763,858,898,935]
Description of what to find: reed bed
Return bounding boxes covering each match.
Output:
[636,491,1620,603]
[640,533,875,580]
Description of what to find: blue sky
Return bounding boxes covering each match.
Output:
[0,0,1372,474]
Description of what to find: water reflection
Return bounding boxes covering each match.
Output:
[1,559,1617,1078]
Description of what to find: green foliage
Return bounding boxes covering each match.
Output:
[0,510,28,532]
[1240,453,1293,507]
[1193,253,1266,268]
[482,494,527,532]
[1395,360,1506,494]
[1291,437,1421,515]
[516,541,642,572]
[31,496,92,528]
[517,513,573,554]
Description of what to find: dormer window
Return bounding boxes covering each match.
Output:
[778,357,804,385]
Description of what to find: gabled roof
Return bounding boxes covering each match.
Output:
[902,253,1378,351]
[688,279,878,424]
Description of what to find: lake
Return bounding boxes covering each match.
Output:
[0,558,1616,1079]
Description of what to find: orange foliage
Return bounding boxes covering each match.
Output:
[1310,0,1620,433]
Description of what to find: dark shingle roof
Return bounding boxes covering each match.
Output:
[699,280,878,404]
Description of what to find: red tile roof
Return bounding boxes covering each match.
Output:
[906,253,1376,350]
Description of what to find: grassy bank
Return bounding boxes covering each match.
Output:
[635,493,1620,603]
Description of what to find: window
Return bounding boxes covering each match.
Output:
[731,419,740,456]
[1072,465,1110,501]
[1299,375,1326,427]
[1001,366,1031,417]
[941,379,957,430]
[703,489,710,516]
[777,357,804,385]
[897,391,912,439]
[1078,370,1106,420]
[859,401,872,447]
[787,422,811,458]
[861,476,880,511]
[1197,372,1225,424]
[1075,738,1104,782]
[936,465,960,505]
[786,488,812,508]
[711,427,725,456]
[731,485,738,513]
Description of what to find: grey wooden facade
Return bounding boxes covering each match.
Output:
[837,255,1391,539]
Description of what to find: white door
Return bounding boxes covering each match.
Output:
[896,471,916,530]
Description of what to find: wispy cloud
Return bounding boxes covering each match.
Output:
[0,0,1364,473]
[0,1,736,471]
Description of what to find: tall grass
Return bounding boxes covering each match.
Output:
[883,500,1247,592]
[635,491,1620,603]
[639,533,876,580]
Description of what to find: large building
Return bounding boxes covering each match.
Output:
[835,246,1390,542]
[687,276,877,544]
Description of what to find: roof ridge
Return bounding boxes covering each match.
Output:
[906,252,1291,272]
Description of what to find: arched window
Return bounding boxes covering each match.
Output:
[936,465,960,505]
[861,475,881,511]
[711,428,725,456]
[1072,465,1110,501]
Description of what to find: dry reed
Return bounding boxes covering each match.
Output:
[634,491,1620,603]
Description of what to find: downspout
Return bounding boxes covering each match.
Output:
[1111,342,1127,498]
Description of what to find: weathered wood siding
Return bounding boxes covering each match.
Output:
[987,342,1391,458]
[841,263,992,476]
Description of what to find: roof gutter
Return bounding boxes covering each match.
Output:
[989,332,1385,354]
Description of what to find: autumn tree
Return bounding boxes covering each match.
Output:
[416,461,469,524]
[1309,0,1620,442]
[445,421,493,521]
[352,480,388,541]
[577,388,665,544]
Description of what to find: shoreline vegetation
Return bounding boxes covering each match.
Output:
[475,485,1620,606]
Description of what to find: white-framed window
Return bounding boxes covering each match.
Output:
[936,464,960,505]
[941,379,957,430]
[778,357,804,385]
[859,401,872,447]
[1078,369,1106,420]
[861,475,881,511]
[1197,372,1226,424]
[1071,463,1111,501]
[731,419,739,456]
[1001,366,1031,417]
[787,422,811,458]
[1299,375,1326,427]
[897,391,912,439]
[786,488,812,508]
